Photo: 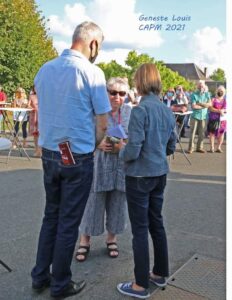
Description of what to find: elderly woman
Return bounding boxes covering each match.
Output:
[117,63,176,299]
[76,77,131,261]
[207,85,226,153]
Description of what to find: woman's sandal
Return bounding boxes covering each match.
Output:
[106,242,119,258]
[75,245,90,262]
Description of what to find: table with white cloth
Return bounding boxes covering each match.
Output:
[173,111,193,165]
[0,107,32,161]
[0,102,11,133]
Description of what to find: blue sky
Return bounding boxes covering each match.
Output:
[35,0,226,75]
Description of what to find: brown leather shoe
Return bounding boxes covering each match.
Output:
[187,150,193,154]
[196,149,206,153]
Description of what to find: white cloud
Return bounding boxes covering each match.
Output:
[53,40,70,54]
[64,3,90,25]
[96,49,133,66]
[48,15,73,37]
[189,27,226,75]
[47,0,164,62]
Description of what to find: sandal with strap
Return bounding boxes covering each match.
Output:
[106,242,119,258]
[75,245,90,262]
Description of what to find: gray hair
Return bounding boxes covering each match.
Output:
[107,77,129,92]
[216,85,226,94]
[72,21,104,44]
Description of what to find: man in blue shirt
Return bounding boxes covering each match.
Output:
[31,21,111,299]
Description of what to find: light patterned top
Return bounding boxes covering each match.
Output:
[92,103,132,192]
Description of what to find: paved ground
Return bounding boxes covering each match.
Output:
[0,136,226,300]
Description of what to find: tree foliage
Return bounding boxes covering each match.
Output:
[98,60,129,80]
[210,68,226,82]
[97,50,194,92]
[0,0,57,97]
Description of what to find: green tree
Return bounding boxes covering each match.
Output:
[0,0,57,97]
[98,60,129,80]
[210,68,226,82]
[98,50,194,92]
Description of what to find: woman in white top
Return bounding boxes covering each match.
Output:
[13,87,29,148]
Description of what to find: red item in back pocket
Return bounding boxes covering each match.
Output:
[58,141,76,165]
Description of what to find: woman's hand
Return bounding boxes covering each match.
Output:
[111,139,125,153]
[97,138,113,152]
[220,109,225,116]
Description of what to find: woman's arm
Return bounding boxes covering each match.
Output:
[119,106,145,162]
[13,98,17,108]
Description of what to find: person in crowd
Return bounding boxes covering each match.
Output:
[185,90,193,128]
[132,87,141,105]
[172,85,189,138]
[207,85,226,153]
[187,80,211,154]
[76,77,131,262]
[0,85,7,133]
[162,88,176,108]
[117,63,176,299]
[31,21,111,299]
[13,87,29,148]
[0,85,7,102]
[173,85,188,106]
[28,86,41,157]
[126,89,136,106]
[125,87,140,106]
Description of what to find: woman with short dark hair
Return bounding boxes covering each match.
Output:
[117,63,176,299]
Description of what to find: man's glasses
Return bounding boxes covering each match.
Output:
[108,90,127,97]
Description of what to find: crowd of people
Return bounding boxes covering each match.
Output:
[0,20,226,300]
[0,78,226,159]
[161,80,227,154]
[0,85,41,157]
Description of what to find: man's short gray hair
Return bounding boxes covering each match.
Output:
[72,21,104,44]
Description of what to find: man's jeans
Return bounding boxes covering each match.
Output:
[31,148,93,295]
[126,175,169,289]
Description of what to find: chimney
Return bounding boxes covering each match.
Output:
[204,67,207,78]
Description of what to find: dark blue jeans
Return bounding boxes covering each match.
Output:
[14,120,28,138]
[126,175,169,289]
[31,148,93,295]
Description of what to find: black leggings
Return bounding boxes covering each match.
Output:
[14,121,28,139]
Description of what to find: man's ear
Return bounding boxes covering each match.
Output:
[90,40,98,53]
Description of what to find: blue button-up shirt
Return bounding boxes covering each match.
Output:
[35,49,111,153]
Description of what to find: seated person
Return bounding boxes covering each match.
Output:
[163,88,176,108]
[172,85,188,138]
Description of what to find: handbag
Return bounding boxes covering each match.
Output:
[207,119,220,132]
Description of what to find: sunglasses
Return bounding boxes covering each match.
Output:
[108,90,127,97]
